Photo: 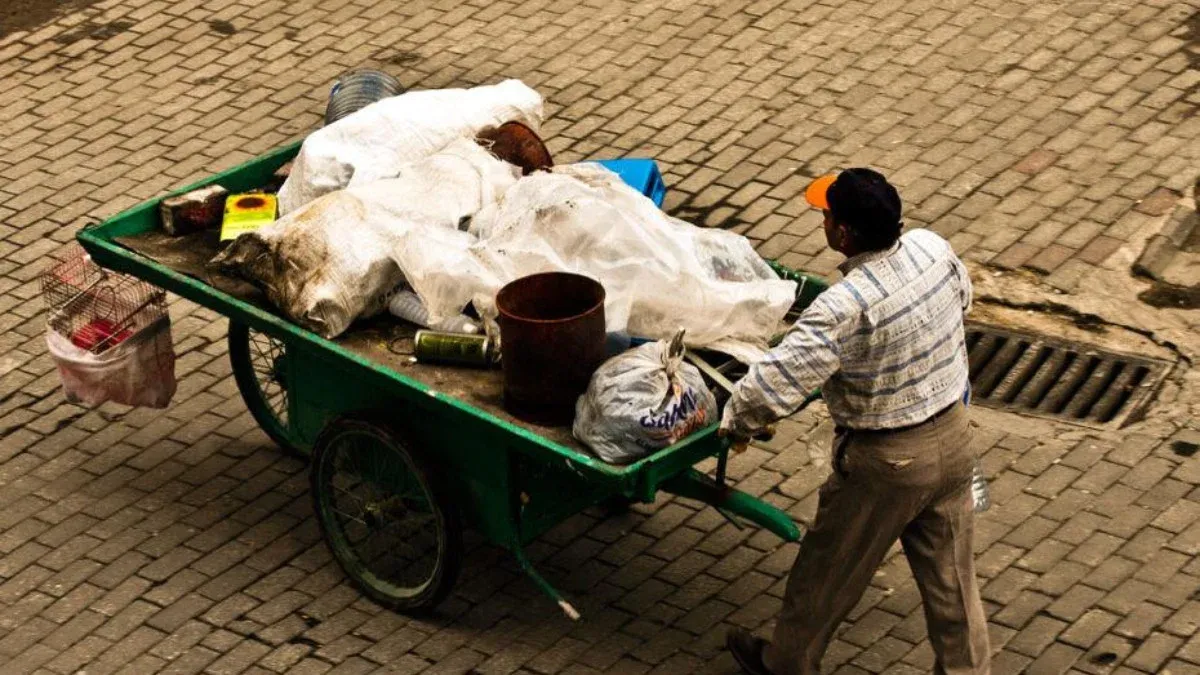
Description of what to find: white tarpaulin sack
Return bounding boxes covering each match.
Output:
[403,162,796,360]
[278,79,543,214]
[573,332,718,464]
[212,138,519,338]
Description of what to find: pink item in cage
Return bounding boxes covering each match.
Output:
[42,245,176,408]
[47,317,176,408]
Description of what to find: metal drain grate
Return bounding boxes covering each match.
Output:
[966,324,1173,428]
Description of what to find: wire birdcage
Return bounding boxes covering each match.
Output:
[42,244,168,355]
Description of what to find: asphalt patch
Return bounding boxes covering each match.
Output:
[1172,440,1199,457]
[208,19,236,35]
[386,51,421,66]
[0,0,101,38]
[1181,10,1199,115]
[1138,281,1200,309]
[51,19,134,44]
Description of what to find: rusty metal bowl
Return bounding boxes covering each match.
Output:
[475,121,553,175]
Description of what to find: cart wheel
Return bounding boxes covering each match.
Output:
[311,417,462,612]
[228,321,305,457]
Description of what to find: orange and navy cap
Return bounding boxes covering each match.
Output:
[804,169,901,227]
[805,169,904,249]
[804,174,837,210]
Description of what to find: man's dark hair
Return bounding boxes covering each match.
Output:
[827,168,903,252]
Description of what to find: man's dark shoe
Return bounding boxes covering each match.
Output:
[726,628,773,675]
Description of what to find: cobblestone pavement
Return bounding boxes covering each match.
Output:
[1,0,1199,674]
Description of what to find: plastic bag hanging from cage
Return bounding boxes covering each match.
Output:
[46,317,176,407]
[42,245,177,408]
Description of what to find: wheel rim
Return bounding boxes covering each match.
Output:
[316,426,445,600]
[229,322,305,455]
[247,329,290,428]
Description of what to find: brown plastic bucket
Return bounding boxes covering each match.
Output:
[495,272,606,426]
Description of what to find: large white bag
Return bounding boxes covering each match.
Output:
[399,162,797,359]
[47,317,176,408]
[278,79,543,214]
[212,139,519,338]
[573,332,718,464]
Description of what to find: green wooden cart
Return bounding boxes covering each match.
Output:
[76,142,828,619]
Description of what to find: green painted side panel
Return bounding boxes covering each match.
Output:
[511,451,613,544]
[92,142,300,241]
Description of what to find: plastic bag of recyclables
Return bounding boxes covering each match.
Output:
[277,78,543,214]
[211,138,520,338]
[401,162,798,361]
[47,317,176,408]
[573,331,718,464]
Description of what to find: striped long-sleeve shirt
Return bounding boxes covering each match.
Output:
[720,229,973,435]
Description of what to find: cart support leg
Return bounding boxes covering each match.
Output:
[661,468,803,542]
[511,544,581,621]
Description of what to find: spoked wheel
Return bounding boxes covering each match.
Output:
[228,321,305,457]
[311,417,462,612]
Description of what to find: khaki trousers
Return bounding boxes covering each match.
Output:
[763,403,990,675]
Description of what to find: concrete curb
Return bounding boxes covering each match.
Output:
[1133,200,1198,280]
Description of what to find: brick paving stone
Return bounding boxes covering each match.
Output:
[1178,630,1200,665]
[1067,531,1126,566]
[1004,515,1060,550]
[40,610,107,652]
[1060,609,1122,650]
[1100,578,1160,616]
[149,620,212,661]
[989,649,1033,675]
[1008,615,1070,659]
[1024,243,1077,274]
[1133,187,1181,216]
[991,242,1041,270]
[159,645,221,675]
[1080,634,1143,674]
[1161,661,1200,675]
[0,616,57,658]
[1048,585,1110,624]
[1154,568,1200,607]
[1084,554,1142,594]
[1124,631,1184,673]
[1027,642,1085,674]
[1163,601,1200,640]
[1014,149,1060,175]
[1075,235,1124,266]
[5,643,58,675]
[841,609,903,649]
[992,590,1053,630]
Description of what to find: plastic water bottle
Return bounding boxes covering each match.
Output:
[388,290,480,334]
[961,384,989,512]
[324,69,403,125]
[970,457,991,513]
